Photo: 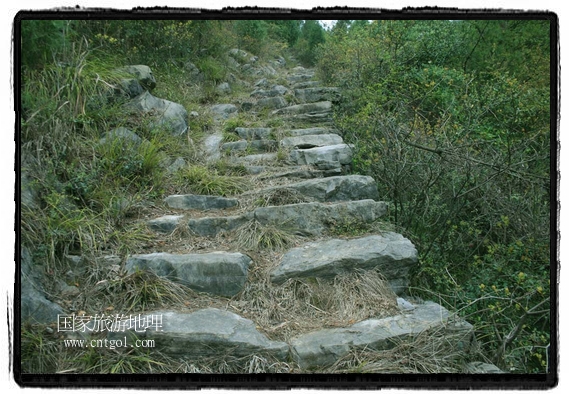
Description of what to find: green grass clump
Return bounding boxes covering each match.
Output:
[176,165,248,196]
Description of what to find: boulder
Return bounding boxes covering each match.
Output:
[270,233,418,293]
[287,72,315,84]
[125,252,252,297]
[166,157,186,174]
[235,127,272,140]
[119,65,156,90]
[116,78,144,98]
[280,134,344,149]
[292,81,321,89]
[127,92,188,135]
[210,104,238,121]
[185,61,205,83]
[290,301,473,369]
[294,87,340,103]
[109,308,289,360]
[259,175,378,203]
[21,247,64,324]
[288,144,353,166]
[254,78,269,88]
[164,194,238,210]
[254,199,387,236]
[250,85,287,98]
[221,140,248,153]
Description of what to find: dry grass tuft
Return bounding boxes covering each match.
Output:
[325,324,474,374]
[235,220,301,252]
[253,187,312,207]
[234,268,399,342]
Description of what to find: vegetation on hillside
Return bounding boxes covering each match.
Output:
[18,17,553,374]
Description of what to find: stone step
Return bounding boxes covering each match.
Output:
[294,87,340,104]
[234,127,272,140]
[235,152,279,165]
[280,133,344,149]
[125,252,252,297]
[254,96,288,111]
[288,144,353,167]
[257,166,342,179]
[287,112,334,124]
[221,139,278,154]
[290,301,473,370]
[286,127,338,137]
[164,194,238,210]
[272,101,332,116]
[109,308,289,360]
[253,175,379,203]
[287,72,315,84]
[250,84,288,98]
[148,199,386,238]
[270,233,418,295]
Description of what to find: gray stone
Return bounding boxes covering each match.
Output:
[147,215,184,233]
[235,127,272,140]
[164,194,238,210]
[21,247,64,324]
[290,301,473,369]
[216,82,231,95]
[255,96,288,110]
[204,133,223,162]
[288,112,333,124]
[116,78,144,98]
[120,65,156,90]
[260,175,378,203]
[295,87,340,103]
[271,233,418,291]
[229,48,249,61]
[235,153,278,165]
[249,139,278,152]
[221,140,248,152]
[185,61,205,82]
[254,78,269,88]
[190,111,199,117]
[127,92,188,135]
[280,134,344,149]
[289,144,353,166]
[211,104,238,121]
[99,127,142,146]
[271,85,288,96]
[287,72,315,84]
[272,101,332,116]
[254,199,387,236]
[125,252,252,297]
[287,127,338,137]
[188,212,253,237]
[110,308,289,359]
[292,81,321,89]
[166,157,186,174]
[464,362,504,374]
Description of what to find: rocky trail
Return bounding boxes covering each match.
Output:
[22,49,494,373]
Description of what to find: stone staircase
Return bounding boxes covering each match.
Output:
[110,60,475,372]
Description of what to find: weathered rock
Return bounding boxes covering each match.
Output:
[235,153,278,165]
[254,78,269,88]
[464,362,504,374]
[259,175,378,203]
[271,233,418,292]
[120,65,156,90]
[288,112,333,124]
[292,81,321,89]
[290,301,473,369]
[211,104,238,121]
[255,96,288,110]
[164,194,238,210]
[216,82,231,95]
[166,157,186,174]
[254,199,387,236]
[204,134,223,162]
[235,127,272,140]
[228,48,249,61]
[249,139,278,152]
[188,212,253,237]
[147,215,184,233]
[116,78,144,98]
[127,92,188,135]
[280,134,344,149]
[272,101,332,116]
[250,85,287,98]
[287,72,315,84]
[185,61,205,83]
[295,87,340,103]
[287,127,338,137]
[125,252,252,297]
[289,144,353,166]
[99,127,142,146]
[110,308,289,359]
[21,247,64,324]
[221,140,248,152]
